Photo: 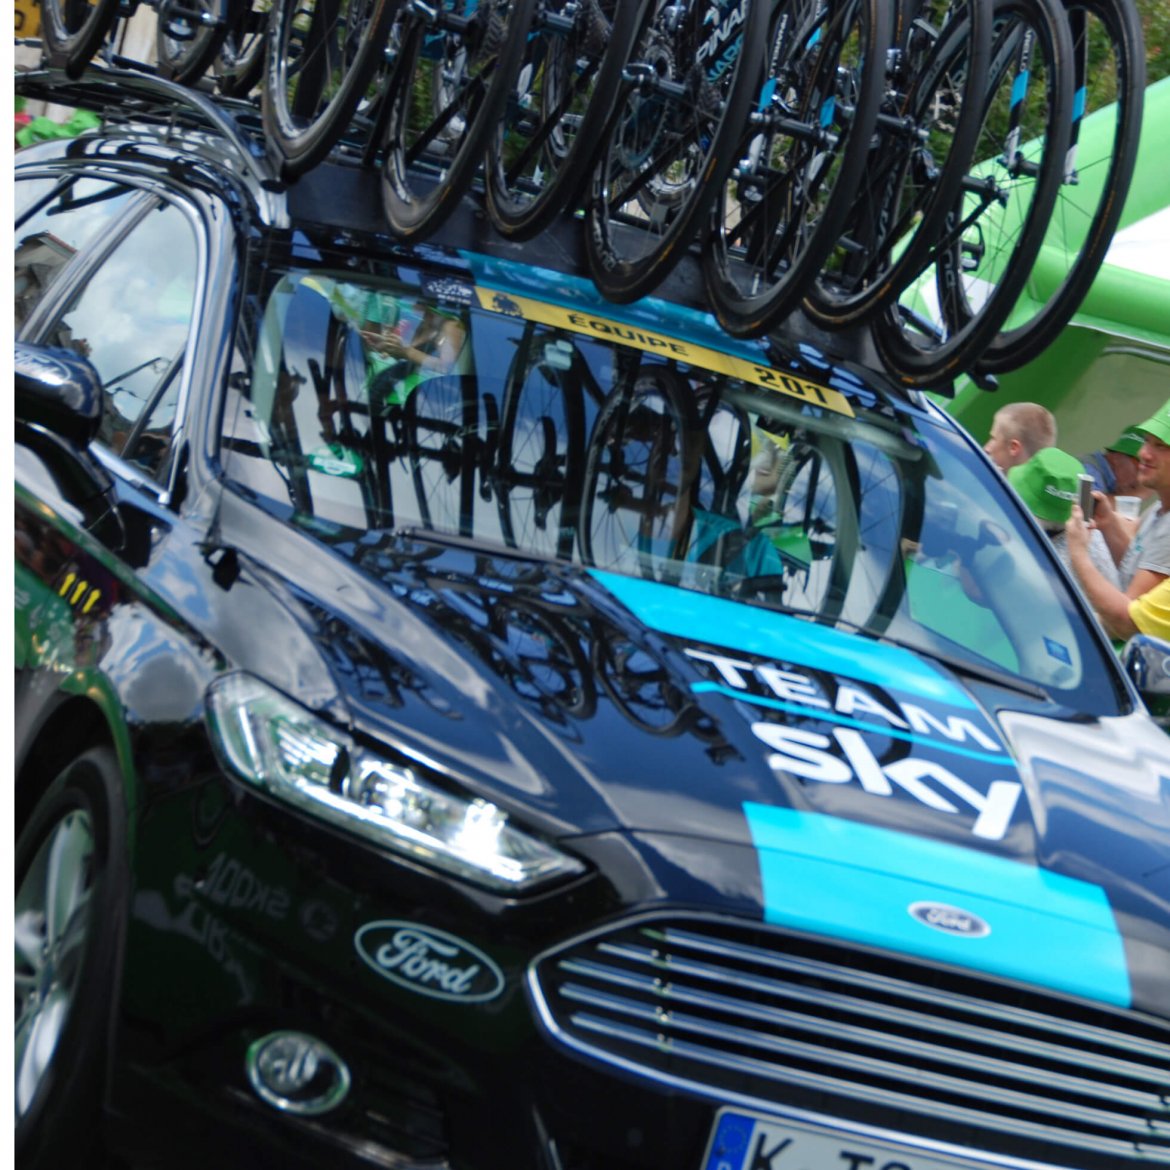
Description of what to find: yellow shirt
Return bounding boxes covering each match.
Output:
[1129,577,1170,640]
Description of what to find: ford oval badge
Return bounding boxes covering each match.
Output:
[908,902,991,938]
[355,921,505,1002]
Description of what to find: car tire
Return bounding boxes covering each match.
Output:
[15,746,129,1170]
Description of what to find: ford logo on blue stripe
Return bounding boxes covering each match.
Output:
[908,902,991,938]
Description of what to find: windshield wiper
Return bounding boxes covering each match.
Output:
[733,587,1051,701]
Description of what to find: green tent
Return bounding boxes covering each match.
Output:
[943,77,1170,455]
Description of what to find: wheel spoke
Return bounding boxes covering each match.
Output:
[44,812,94,949]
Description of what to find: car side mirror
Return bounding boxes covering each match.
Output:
[15,342,122,548]
[15,342,104,447]
[1121,633,1170,724]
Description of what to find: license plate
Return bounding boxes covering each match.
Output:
[702,1109,982,1170]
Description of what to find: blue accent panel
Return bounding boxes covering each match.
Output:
[691,682,1006,764]
[1011,71,1029,106]
[743,804,1131,1007]
[462,254,778,370]
[590,569,975,708]
[1073,85,1087,121]
[757,77,777,113]
[819,97,835,129]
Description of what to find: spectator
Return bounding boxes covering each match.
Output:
[1074,397,1170,602]
[1078,423,1144,508]
[984,401,1057,471]
[1007,448,1118,585]
[1067,507,1170,641]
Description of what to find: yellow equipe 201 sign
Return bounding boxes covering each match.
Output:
[474,288,855,418]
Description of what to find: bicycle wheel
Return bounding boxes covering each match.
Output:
[39,0,122,77]
[978,0,1144,373]
[583,0,768,304]
[702,0,890,338]
[401,374,479,534]
[156,0,232,85]
[263,0,399,177]
[496,337,587,561]
[579,368,697,582]
[380,0,537,239]
[871,0,1074,389]
[741,433,860,620]
[803,0,994,329]
[213,0,270,96]
[483,0,639,239]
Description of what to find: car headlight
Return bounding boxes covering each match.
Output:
[206,674,585,892]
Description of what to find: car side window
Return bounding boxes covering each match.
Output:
[15,176,138,332]
[39,198,199,481]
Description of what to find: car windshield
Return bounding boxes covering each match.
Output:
[220,263,1121,712]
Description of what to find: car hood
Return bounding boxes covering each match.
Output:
[240,522,1170,1016]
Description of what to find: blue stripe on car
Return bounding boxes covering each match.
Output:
[744,803,1131,1007]
[590,569,975,709]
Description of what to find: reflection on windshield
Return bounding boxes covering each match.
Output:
[222,269,1104,700]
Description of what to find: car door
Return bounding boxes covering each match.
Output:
[14,162,234,771]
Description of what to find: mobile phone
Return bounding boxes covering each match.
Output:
[1077,473,1095,521]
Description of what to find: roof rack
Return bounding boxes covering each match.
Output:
[16,64,278,189]
[14,59,900,390]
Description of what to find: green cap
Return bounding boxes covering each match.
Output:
[1106,426,1145,458]
[1008,448,1084,524]
[1135,398,1170,446]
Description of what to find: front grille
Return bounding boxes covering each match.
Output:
[531,916,1170,1169]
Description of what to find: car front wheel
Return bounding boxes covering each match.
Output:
[15,745,128,1169]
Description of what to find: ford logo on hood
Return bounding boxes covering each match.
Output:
[908,902,991,938]
[355,921,505,1002]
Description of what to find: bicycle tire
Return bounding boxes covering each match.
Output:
[213,0,269,96]
[977,0,1145,373]
[802,0,994,330]
[401,373,479,535]
[702,0,889,338]
[263,0,399,177]
[483,0,641,239]
[871,0,1074,389]
[156,0,232,86]
[380,0,538,240]
[579,368,697,581]
[583,0,768,304]
[758,433,859,621]
[496,338,587,561]
[39,0,122,78]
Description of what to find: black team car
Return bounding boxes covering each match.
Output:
[14,70,1170,1170]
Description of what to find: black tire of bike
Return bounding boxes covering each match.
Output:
[497,352,587,561]
[213,0,270,96]
[768,434,859,622]
[483,0,643,239]
[578,369,698,580]
[702,0,890,338]
[380,0,538,240]
[402,374,479,535]
[583,0,768,305]
[156,0,232,85]
[802,0,994,330]
[39,0,122,78]
[977,0,1145,374]
[871,0,1074,390]
[264,0,399,178]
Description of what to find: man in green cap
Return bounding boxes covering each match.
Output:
[1077,397,1170,601]
[1007,448,1118,585]
[1078,423,1145,508]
